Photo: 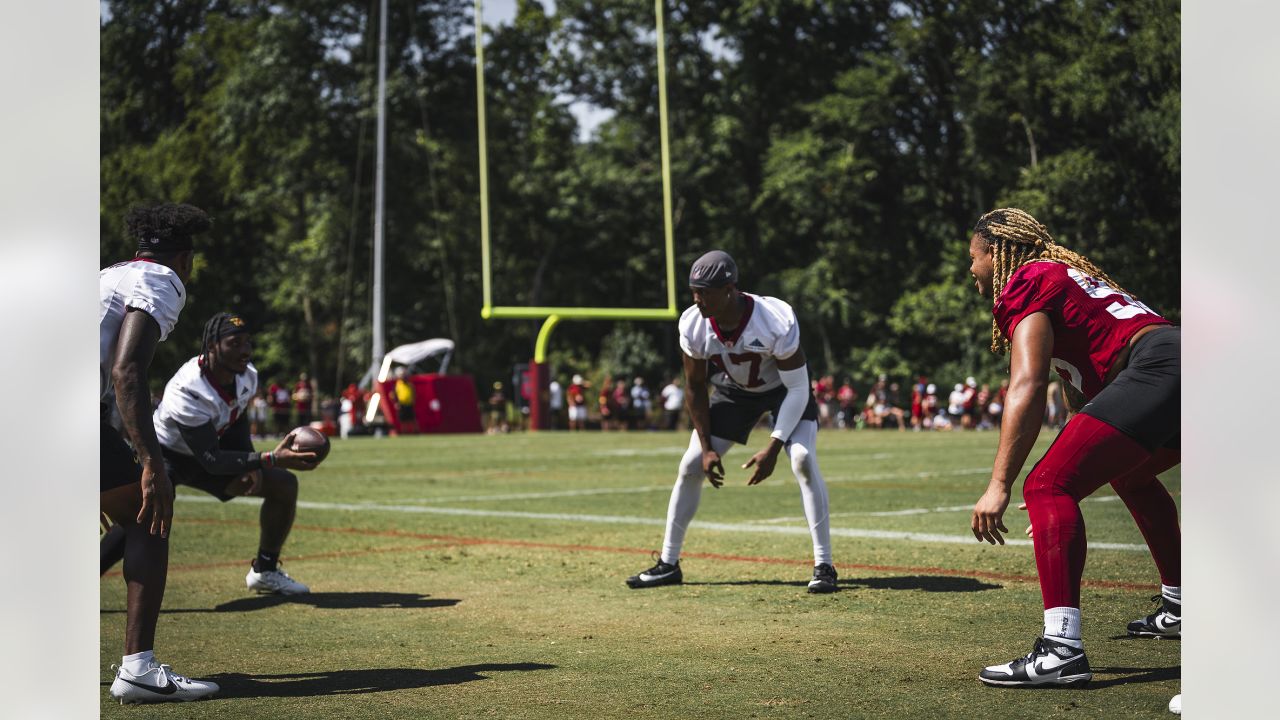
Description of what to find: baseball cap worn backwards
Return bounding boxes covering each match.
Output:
[688,250,739,288]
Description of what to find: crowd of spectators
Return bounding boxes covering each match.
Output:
[478,367,1068,434]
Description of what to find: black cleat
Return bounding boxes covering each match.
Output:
[979,636,1092,688]
[626,557,682,589]
[1128,594,1181,638]
[807,563,838,593]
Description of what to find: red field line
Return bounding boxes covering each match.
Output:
[141,517,1154,592]
[102,539,449,579]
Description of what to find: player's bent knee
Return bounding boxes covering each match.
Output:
[264,468,299,500]
[789,445,812,481]
[1022,464,1076,506]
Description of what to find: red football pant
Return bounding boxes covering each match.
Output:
[1022,413,1181,609]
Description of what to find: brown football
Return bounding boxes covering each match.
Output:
[288,426,331,464]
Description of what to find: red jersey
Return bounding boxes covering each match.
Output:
[994,261,1170,400]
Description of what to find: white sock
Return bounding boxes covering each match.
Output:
[1044,607,1082,644]
[122,650,155,675]
[1162,584,1181,602]
[786,422,832,566]
[660,434,732,565]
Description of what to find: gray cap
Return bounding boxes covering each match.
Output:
[688,250,739,288]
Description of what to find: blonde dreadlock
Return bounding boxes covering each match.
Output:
[973,208,1133,354]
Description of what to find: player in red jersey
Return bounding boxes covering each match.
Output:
[965,209,1180,688]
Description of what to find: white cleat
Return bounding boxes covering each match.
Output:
[110,662,219,704]
[246,564,310,595]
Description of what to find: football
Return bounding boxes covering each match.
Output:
[288,426,331,464]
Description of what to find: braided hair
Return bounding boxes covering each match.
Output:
[199,312,247,368]
[973,208,1134,354]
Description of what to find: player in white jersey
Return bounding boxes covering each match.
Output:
[102,313,320,594]
[100,203,222,703]
[627,250,837,593]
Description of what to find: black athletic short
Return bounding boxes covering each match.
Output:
[101,422,143,492]
[709,384,820,445]
[1081,326,1180,452]
[163,449,239,502]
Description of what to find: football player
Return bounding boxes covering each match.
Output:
[627,251,837,593]
[100,202,220,703]
[965,209,1180,688]
[103,312,320,594]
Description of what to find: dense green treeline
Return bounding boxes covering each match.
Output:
[100,0,1179,396]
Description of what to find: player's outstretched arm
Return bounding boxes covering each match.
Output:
[972,313,1053,545]
[112,309,171,537]
[744,348,808,485]
[683,352,723,488]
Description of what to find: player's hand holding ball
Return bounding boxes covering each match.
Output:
[271,426,331,471]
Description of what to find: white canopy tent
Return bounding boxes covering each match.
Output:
[363,338,456,424]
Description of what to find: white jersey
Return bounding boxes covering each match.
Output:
[154,356,259,456]
[100,260,187,401]
[678,293,802,394]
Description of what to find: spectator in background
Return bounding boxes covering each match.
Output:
[1045,380,1066,428]
[988,380,1008,429]
[923,383,940,429]
[611,379,631,431]
[910,377,927,431]
[631,377,652,430]
[814,375,835,428]
[548,376,564,430]
[393,366,417,435]
[292,372,314,427]
[598,375,615,431]
[339,383,365,439]
[269,379,291,435]
[486,381,509,434]
[568,374,589,431]
[976,383,993,430]
[948,383,967,427]
[883,382,907,431]
[660,376,684,431]
[249,391,269,439]
[837,378,858,429]
[962,376,979,429]
[862,395,879,429]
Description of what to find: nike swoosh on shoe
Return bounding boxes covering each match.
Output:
[119,677,179,696]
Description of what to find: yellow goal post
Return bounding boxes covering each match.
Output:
[474,0,680,367]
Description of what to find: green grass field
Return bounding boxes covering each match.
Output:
[100,429,1180,718]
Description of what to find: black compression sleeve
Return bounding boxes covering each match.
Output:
[177,421,262,475]
[220,412,255,453]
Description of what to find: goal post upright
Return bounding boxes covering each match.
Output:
[475,0,680,430]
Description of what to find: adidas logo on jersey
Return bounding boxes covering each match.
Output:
[746,338,767,350]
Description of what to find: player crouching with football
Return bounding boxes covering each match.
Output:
[102,313,321,594]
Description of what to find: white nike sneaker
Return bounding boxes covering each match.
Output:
[246,563,310,594]
[109,661,219,704]
[1128,595,1180,638]
[978,636,1092,687]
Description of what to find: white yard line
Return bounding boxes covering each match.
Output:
[391,486,672,504]
[753,495,1126,524]
[825,467,992,483]
[175,494,1146,551]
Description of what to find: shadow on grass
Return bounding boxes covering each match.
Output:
[683,575,1001,593]
[1107,633,1180,642]
[101,592,460,614]
[206,663,557,698]
[1087,665,1180,689]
